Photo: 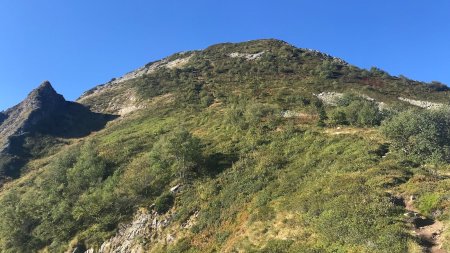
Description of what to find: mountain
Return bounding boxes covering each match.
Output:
[0,81,116,183]
[0,39,448,253]
[0,81,64,149]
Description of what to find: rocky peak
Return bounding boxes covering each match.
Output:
[0,81,112,147]
[0,81,65,150]
[0,81,117,183]
[23,81,65,111]
[33,81,56,96]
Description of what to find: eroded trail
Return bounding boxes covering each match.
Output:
[404,196,447,253]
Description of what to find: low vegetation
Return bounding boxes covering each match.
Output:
[0,39,448,252]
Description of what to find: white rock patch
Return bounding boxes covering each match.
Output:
[315,92,387,110]
[315,92,344,106]
[398,97,444,110]
[165,56,192,69]
[109,54,193,85]
[118,105,141,115]
[229,51,265,60]
[281,110,305,118]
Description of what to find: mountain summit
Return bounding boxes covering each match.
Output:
[0,40,448,253]
[28,80,64,104]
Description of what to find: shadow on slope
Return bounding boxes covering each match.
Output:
[0,102,118,184]
[27,101,118,139]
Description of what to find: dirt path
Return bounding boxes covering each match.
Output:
[404,196,447,253]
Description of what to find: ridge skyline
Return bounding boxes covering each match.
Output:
[1,38,448,112]
[1,1,449,111]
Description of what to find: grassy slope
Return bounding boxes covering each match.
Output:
[0,39,448,252]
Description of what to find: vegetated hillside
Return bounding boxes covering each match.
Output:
[0,39,448,253]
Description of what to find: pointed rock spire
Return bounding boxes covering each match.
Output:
[37,80,54,90]
[25,81,65,109]
[30,80,58,97]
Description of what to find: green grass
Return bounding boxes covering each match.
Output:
[0,39,449,252]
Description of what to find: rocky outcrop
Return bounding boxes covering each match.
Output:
[0,81,65,150]
[77,53,194,114]
[92,209,175,253]
[281,110,309,118]
[1,81,116,146]
[315,92,344,106]
[228,51,265,60]
[86,192,200,253]
[0,81,116,182]
[109,53,193,86]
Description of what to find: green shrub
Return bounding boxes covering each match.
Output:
[327,94,383,127]
[381,109,450,164]
[154,192,175,214]
[357,101,383,126]
[167,238,193,253]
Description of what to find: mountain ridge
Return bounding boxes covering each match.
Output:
[76,39,449,117]
[0,39,448,253]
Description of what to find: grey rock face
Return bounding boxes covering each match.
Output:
[89,206,201,253]
[0,81,65,151]
[95,209,174,253]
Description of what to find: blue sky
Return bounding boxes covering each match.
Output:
[0,0,449,110]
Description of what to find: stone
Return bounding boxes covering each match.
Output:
[170,184,181,193]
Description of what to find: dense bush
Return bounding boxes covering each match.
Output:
[328,94,383,127]
[154,192,175,214]
[382,109,450,164]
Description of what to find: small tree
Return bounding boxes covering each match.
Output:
[333,94,383,127]
[314,99,327,127]
[152,129,202,180]
[357,101,382,126]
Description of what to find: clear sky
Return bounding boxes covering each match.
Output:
[1,0,449,111]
